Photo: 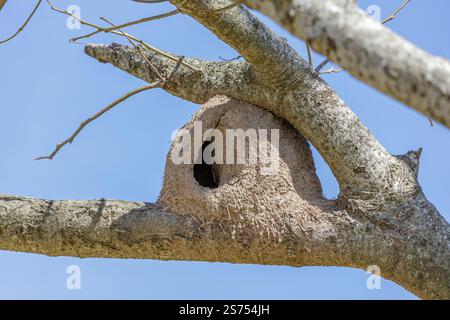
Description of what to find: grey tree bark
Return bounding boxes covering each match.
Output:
[0,0,449,299]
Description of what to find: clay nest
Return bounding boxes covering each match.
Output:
[158,96,332,241]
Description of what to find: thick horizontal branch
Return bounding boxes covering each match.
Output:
[244,0,450,128]
[75,1,450,299]
[0,191,448,299]
[0,193,346,264]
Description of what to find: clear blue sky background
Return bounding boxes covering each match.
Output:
[0,0,448,299]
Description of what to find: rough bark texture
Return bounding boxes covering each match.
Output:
[244,0,450,128]
[1,0,449,299]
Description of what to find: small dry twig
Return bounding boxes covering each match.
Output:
[382,0,411,24]
[0,0,7,11]
[214,0,244,13]
[319,67,343,75]
[132,0,244,12]
[72,9,180,42]
[315,0,412,73]
[0,0,42,44]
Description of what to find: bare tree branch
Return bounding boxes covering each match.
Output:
[100,17,166,81]
[0,0,7,11]
[71,9,180,43]
[1,0,448,301]
[244,0,450,128]
[315,0,412,73]
[306,42,313,66]
[47,0,201,73]
[214,0,244,12]
[382,0,411,24]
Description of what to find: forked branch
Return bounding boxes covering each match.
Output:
[35,82,161,160]
[244,0,450,127]
[0,0,42,44]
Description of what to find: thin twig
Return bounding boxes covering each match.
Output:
[72,9,180,42]
[315,0,412,73]
[0,0,42,44]
[382,0,411,24]
[100,17,165,82]
[132,0,170,3]
[0,0,7,11]
[219,55,242,62]
[306,42,313,66]
[46,0,202,73]
[35,82,161,160]
[315,1,432,125]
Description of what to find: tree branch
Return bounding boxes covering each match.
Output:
[85,43,256,105]
[0,188,448,299]
[244,0,450,128]
[0,0,42,44]
[0,194,200,260]
[1,0,447,300]
[47,0,200,73]
[35,81,161,160]
[315,0,411,74]
[1,94,449,299]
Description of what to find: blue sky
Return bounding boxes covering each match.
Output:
[0,0,448,299]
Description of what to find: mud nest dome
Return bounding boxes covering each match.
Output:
[158,96,327,229]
